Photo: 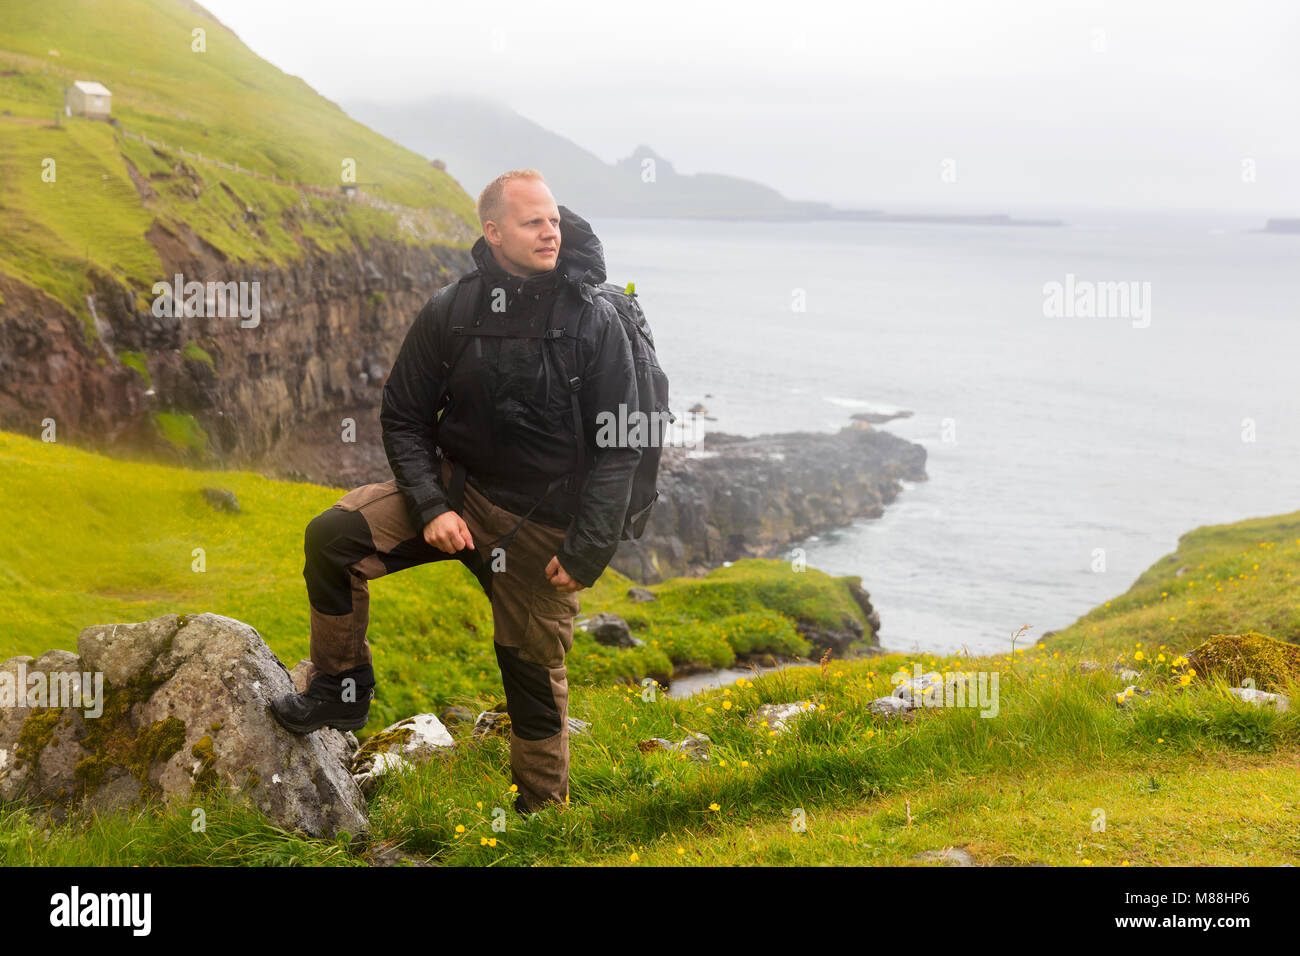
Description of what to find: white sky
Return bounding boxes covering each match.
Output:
[198,0,1300,214]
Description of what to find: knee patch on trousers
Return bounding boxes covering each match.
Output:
[494,642,562,740]
[302,507,373,615]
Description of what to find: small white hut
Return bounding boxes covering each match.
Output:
[66,81,112,119]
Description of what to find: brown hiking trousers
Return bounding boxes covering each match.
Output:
[301,456,581,812]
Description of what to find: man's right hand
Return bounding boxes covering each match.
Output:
[424,511,475,554]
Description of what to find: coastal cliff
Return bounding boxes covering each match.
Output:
[0,234,470,469]
[612,424,928,583]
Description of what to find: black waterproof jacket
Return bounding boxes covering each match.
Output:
[379,208,641,588]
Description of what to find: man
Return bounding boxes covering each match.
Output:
[270,169,642,814]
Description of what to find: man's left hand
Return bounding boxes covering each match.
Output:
[545,556,585,592]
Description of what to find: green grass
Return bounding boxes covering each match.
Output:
[152,410,208,458]
[4,645,1295,866]
[0,0,477,327]
[0,118,162,334]
[1042,511,1300,662]
[3,428,1298,866]
[0,429,869,736]
[117,348,152,387]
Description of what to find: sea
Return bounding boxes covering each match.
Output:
[593,208,1300,656]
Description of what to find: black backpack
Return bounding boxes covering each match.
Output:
[588,279,674,540]
[434,272,673,547]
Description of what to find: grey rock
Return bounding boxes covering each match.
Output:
[0,613,368,840]
[200,487,240,513]
[438,705,477,727]
[894,671,970,707]
[750,701,817,734]
[868,695,913,717]
[350,713,454,777]
[364,841,433,867]
[78,615,179,687]
[1115,685,1152,706]
[626,587,657,603]
[642,732,711,762]
[1226,687,1290,712]
[578,613,642,648]
[911,847,977,866]
[352,752,413,797]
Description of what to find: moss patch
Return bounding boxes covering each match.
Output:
[71,670,181,797]
[15,707,64,767]
[1188,631,1300,692]
[181,341,214,370]
[189,734,218,793]
[117,349,152,388]
[153,411,208,459]
[353,724,413,764]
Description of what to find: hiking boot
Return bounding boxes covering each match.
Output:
[270,683,373,734]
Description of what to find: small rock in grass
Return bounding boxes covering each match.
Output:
[911,847,977,866]
[1226,687,1290,712]
[868,696,912,718]
[749,701,817,734]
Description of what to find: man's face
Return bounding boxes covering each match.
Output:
[484,179,561,277]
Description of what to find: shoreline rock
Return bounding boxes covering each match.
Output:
[610,422,928,584]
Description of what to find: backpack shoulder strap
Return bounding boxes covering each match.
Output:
[543,285,590,496]
[436,271,482,408]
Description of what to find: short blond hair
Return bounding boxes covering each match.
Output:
[477,168,549,229]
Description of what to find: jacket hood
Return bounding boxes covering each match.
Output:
[469,204,607,294]
[556,204,607,286]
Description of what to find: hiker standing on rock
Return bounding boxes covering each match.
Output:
[271,170,643,814]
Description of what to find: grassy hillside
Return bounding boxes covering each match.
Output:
[2,427,1298,866]
[0,0,477,332]
[0,429,866,732]
[1041,512,1300,661]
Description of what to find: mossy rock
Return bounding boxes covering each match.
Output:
[15,707,64,768]
[181,341,215,370]
[352,725,413,766]
[1187,631,1300,693]
[190,734,218,793]
[71,670,183,798]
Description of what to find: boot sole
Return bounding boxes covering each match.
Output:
[270,706,369,735]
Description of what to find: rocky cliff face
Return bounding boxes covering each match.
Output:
[0,219,470,472]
